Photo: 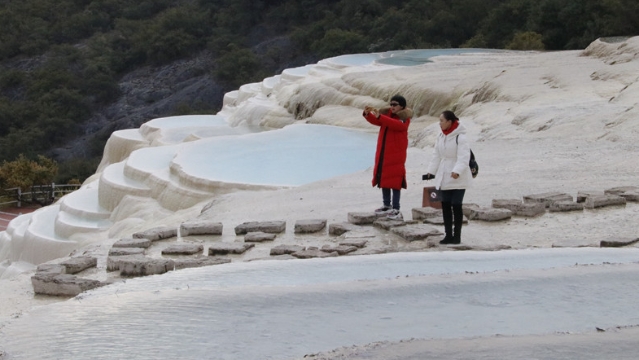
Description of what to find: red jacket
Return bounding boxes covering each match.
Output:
[364,107,412,189]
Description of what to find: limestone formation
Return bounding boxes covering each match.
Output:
[328,222,359,236]
[523,192,573,208]
[373,218,406,230]
[173,257,231,270]
[468,207,512,221]
[208,242,255,255]
[423,215,469,225]
[618,190,639,202]
[108,247,145,256]
[180,220,223,237]
[245,231,277,242]
[107,255,145,272]
[461,203,481,217]
[321,245,358,255]
[119,257,175,276]
[339,239,368,248]
[113,238,152,248]
[292,249,339,259]
[600,237,639,247]
[576,190,605,203]
[270,244,305,256]
[584,195,626,209]
[411,207,441,220]
[390,225,442,241]
[604,186,639,196]
[347,212,378,225]
[234,221,286,235]
[161,243,204,255]
[294,219,327,234]
[36,264,66,275]
[60,256,98,274]
[549,201,584,212]
[132,226,178,241]
[31,273,104,297]
[491,199,523,211]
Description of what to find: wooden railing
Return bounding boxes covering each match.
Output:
[0,183,81,208]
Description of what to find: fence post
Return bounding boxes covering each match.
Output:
[17,188,21,208]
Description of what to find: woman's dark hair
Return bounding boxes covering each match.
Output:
[390,94,407,108]
[441,110,459,122]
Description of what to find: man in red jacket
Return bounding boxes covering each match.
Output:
[363,95,412,220]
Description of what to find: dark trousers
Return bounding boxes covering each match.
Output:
[441,189,466,241]
[382,188,401,210]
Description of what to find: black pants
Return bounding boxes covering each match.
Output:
[441,189,466,242]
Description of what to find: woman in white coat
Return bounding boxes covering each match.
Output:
[423,110,472,244]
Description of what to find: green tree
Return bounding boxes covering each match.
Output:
[0,154,58,190]
[506,31,545,50]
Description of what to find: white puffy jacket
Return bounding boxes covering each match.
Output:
[426,122,472,190]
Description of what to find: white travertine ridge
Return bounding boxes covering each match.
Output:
[1,38,639,271]
[1,38,639,359]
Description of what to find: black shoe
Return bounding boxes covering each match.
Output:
[439,235,454,244]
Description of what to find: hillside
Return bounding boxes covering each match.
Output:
[1,0,637,182]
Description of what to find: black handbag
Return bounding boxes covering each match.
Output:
[457,135,478,178]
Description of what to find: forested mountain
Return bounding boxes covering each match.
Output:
[0,0,637,183]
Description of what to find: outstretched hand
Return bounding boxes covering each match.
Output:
[364,106,378,117]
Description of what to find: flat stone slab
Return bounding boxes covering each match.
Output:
[619,190,639,202]
[448,245,513,251]
[576,190,605,203]
[468,207,512,221]
[584,195,626,209]
[180,220,223,236]
[551,238,599,248]
[347,212,378,225]
[328,222,359,236]
[112,238,152,248]
[60,256,97,274]
[132,226,178,241]
[31,273,103,296]
[108,247,145,256]
[373,218,406,230]
[338,239,368,248]
[294,219,327,234]
[523,192,573,208]
[321,245,359,255]
[36,264,66,275]
[604,186,639,196]
[423,215,468,225]
[512,202,546,217]
[493,199,545,216]
[549,201,584,212]
[411,207,441,220]
[270,244,305,256]
[234,221,286,235]
[391,224,442,242]
[492,199,523,211]
[208,242,255,255]
[119,257,175,277]
[173,257,231,270]
[462,203,481,217]
[600,237,639,247]
[161,243,204,255]
[245,231,277,242]
[107,255,145,272]
[292,249,339,259]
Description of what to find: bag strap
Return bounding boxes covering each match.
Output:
[457,135,475,160]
